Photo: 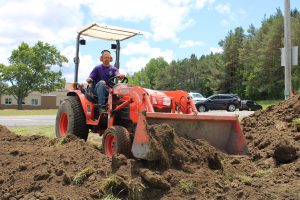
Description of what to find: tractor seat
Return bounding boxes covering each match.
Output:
[81,86,109,105]
[81,87,97,104]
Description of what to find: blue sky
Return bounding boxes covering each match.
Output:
[0,0,298,83]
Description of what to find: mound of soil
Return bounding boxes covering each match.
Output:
[0,95,299,199]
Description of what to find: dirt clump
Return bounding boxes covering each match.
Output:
[0,95,300,199]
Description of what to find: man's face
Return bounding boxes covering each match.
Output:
[102,52,111,66]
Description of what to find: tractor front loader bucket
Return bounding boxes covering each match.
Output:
[131,112,249,161]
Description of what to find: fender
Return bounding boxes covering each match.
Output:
[67,90,96,124]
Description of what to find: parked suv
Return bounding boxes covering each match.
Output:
[188,92,206,104]
[196,94,241,112]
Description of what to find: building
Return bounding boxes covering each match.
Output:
[0,87,69,110]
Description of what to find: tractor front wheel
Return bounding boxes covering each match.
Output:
[102,126,132,158]
[55,96,89,140]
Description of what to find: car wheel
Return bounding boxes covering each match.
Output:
[227,104,236,112]
[198,105,206,112]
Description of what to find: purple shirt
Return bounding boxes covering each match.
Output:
[89,64,119,87]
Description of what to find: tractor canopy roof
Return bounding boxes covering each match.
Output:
[78,23,145,41]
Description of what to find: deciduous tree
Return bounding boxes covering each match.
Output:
[0,41,68,109]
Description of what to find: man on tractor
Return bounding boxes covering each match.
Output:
[86,50,125,113]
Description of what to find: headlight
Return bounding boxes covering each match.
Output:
[163,97,171,106]
[152,97,157,104]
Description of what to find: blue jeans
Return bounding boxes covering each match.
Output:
[95,81,109,106]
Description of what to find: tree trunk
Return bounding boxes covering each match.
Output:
[17,98,23,110]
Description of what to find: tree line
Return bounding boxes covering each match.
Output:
[129,9,300,100]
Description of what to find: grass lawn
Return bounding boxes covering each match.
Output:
[0,109,58,116]
[9,126,101,146]
[9,125,55,138]
[256,100,282,109]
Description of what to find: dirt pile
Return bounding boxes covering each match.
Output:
[242,95,300,166]
[147,123,224,171]
[0,95,300,199]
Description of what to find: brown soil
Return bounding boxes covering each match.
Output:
[1,95,300,200]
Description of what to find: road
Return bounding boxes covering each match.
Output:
[0,110,254,127]
[0,115,56,127]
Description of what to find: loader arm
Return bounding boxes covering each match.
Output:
[163,90,197,114]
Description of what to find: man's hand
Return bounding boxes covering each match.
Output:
[78,83,85,89]
[116,74,125,80]
[86,77,93,84]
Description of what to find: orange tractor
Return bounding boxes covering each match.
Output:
[55,23,248,160]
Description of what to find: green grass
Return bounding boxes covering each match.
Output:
[101,175,128,197]
[9,125,55,138]
[128,182,145,200]
[73,166,96,185]
[239,175,254,185]
[252,169,273,177]
[0,109,58,116]
[292,117,300,125]
[8,126,102,147]
[256,100,282,109]
[292,118,300,131]
[179,179,195,194]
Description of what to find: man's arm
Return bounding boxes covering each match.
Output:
[87,66,98,84]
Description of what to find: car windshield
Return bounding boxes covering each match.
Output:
[192,93,204,98]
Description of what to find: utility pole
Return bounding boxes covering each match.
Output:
[284,0,292,99]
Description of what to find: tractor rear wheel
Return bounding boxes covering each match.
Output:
[55,96,89,140]
[102,126,132,158]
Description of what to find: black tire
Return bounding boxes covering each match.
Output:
[227,104,236,112]
[197,105,207,112]
[55,96,89,140]
[102,126,132,158]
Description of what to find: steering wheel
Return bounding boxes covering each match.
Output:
[107,76,128,87]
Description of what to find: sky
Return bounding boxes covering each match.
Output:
[0,0,298,83]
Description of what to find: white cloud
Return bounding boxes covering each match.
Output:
[0,0,222,78]
[122,41,174,59]
[210,47,223,54]
[122,41,150,55]
[215,3,241,26]
[124,57,149,75]
[0,0,84,64]
[195,0,215,9]
[122,41,174,74]
[167,0,194,6]
[86,0,193,41]
[179,40,204,48]
[61,45,96,83]
[215,4,231,14]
